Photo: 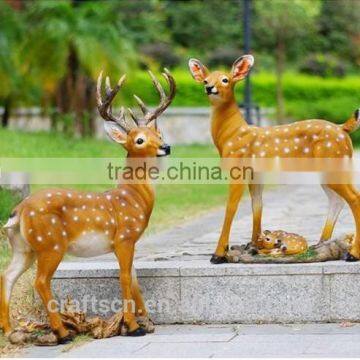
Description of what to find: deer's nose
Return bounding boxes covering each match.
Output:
[206,86,214,95]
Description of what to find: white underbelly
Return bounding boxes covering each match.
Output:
[68,232,112,257]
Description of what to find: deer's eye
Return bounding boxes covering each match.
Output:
[203,80,208,85]
[265,237,271,242]
[221,77,229,84]
[136,138,144,145]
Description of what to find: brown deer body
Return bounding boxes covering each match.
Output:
[189,55,360,264]
[0,69,176,342]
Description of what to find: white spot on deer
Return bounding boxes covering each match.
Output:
[54,245,59,251]
[86,194,92,199]
[105,230,109,236]
[40,208,44,212]
[79,195,83,199]
[100,205,104,210]
[73,216,79,222]
[62,206,67,212]
[106,195,111,200]
[29,229,33,234]
[121,190,127,195]
[136,228,141,232]
[47,231,51,236]
[37,236,43,242]
[120,234,125,239]
[312,135,319,140]
[228,141,233,146]
[111,218,115,224]
[306,124,312,128]
[125,216,129,221]
[121,202,126,207]
[283,128,289,132]
[241,148,246,153]
[96,216,101,222]
[304,148,310,153]
[284,148,290,154]
[139,214,144,220]
[326,125,332,129]
[126,229,130,233]
[326,141,332,148]
[56,192,61,196]
[92,208,96,212]
[254,141,260,146]
[67,193,72,198]
[260,151,266,157]
[339,133,345,139]
[47,193,52,198]
[82,205,86,210]
[62,231,67,237]
[265,130,270,135]
[86,218,90,222]
[51,218,56,224]
[275,138,280,144]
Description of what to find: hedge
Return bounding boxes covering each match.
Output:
[119,70,360,124]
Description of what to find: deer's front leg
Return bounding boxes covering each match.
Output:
[211,183,245,264]
[249,183,264,246]
[131,267,154,333]
[114,240,145,336]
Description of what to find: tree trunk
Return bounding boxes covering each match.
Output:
[1,98,11,128]
[275,39,286,124]
[54,44,96,137]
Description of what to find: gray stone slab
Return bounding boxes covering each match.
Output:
[53,258,360,323]
[180,273,330,323]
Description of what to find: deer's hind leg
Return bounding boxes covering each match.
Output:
[35,250,70,342]
[319,185,345,243]
[326,183,360,260]
[0,228,34,335]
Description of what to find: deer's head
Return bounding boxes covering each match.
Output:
[97,69,176,158]
[188,55,254,105]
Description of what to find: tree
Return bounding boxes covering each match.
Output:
[165,0,243,55]
[318,0,360,64]
[254,0,319,123]
[22,0,136,136]
[0,1,27,127]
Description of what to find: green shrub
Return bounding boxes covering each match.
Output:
[0,189,21,224]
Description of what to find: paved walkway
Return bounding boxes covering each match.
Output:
[23,323,360,357]
[82,184,354,262]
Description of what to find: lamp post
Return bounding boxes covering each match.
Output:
[243,0,252,124]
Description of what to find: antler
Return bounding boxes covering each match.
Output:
[96,71,134,133]
[129,68,176,126]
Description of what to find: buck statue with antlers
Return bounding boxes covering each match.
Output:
[0,69,176,342]
[189,55,360,264]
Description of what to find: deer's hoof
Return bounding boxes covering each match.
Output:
[344,252,360,262]
[210,254,228,264]
[57,333,74,345]
[127,327,147,337]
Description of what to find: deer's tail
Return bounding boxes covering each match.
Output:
[342,109,360,133]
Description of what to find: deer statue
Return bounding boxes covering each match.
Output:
[0,69,176,343]
[188,55,360,264]
[257,230,308,256]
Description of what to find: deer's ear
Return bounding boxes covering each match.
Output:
[104,121,127,144]
[231,55,254,82]
[188,58,209,82]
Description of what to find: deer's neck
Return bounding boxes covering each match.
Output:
[211,97,247,155]
[114,157,155,215]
